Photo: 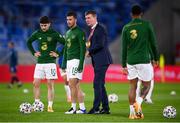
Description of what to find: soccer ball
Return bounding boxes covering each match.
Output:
[163,106,176,118]
[19,102,32,114]
[32,101,44,112]
[108,93,118,103]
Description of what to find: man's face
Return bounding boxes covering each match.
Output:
[85,14,96,27]
[66,16,76,28]
[8,43,13,48]
[40,23,50,32]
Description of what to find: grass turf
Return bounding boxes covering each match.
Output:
[0,82,180,122]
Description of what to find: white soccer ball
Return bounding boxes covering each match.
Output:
[23,89,29,94]
[32,101,44,112]
[163,106,176,118]
[108,93,118,103]
[170,91,176,96]
[19,102,32,114]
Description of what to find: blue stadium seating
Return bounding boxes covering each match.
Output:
[0,0,156,51]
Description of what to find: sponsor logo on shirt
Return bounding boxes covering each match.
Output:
[41,42,48,50]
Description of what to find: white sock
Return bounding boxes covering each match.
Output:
[48,101,53,107]
[136,80,141,101]
[79,103,86,110]
[35,99,40,102]
[136,97,143,105]
[129,105,134,113]
[71,103,76,111]
[146,79,154,99]
[64,85,71,97]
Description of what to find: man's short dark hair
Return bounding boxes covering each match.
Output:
[131,5,142,15]
[85,10,97,17]
[39,16,51,24]
[66,11,77,19]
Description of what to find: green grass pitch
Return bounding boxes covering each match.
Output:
[0,82,180,122]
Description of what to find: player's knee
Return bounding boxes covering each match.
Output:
[146,84,151,91]
[62,75,67,81]
[69,79,77,87]
[69,83,76,89]
[33,81,40,88]
[47,82,53,89]
[65,81,69,85]
[130,83,136,90]
[78,92,83,99]
[143,83,150,92]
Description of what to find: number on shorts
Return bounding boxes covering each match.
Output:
[51,69,56,76]
[72,67,78,75]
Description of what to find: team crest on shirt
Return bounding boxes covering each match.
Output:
[72,35,75,39]
[47,37,52,42]
[67,38,71,48]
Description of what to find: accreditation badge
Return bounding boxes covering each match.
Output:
[86,40,91,48]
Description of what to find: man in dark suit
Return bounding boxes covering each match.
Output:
[85,10,112,114]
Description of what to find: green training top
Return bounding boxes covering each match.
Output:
[121,18,158,68]
[62,26,86,71]
[27,28,65,63]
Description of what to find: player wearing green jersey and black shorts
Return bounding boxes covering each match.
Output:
[121,5,158,119]
[62,11,86,114]
[27,16,65,112]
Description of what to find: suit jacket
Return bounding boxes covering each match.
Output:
[88,23,113,68]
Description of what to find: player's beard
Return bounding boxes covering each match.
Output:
[42,29,47,32]
[41,28,49,32]
[68,23,76,29]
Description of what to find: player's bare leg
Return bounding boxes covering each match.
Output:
[134,80,150,119]
[136,80,141,101]
[77,83,84,103]
[140,81,150,99]
[47,79,54,112]
[33,78,41,101]
[65,78,78,114]
[63,75,71,102]
[129,78,138,119]
[136,80,154,104]
[145,79,154,104]
[76,82,86,114]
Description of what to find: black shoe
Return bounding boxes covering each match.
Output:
[100,109,110,114]
[88,108,100,114]
[65,107,76,114]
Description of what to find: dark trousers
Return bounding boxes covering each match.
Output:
[93,65,109,111]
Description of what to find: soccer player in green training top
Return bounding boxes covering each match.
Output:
[27,16,65,112]
[121,5,158,119]
[62,11,86,114]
